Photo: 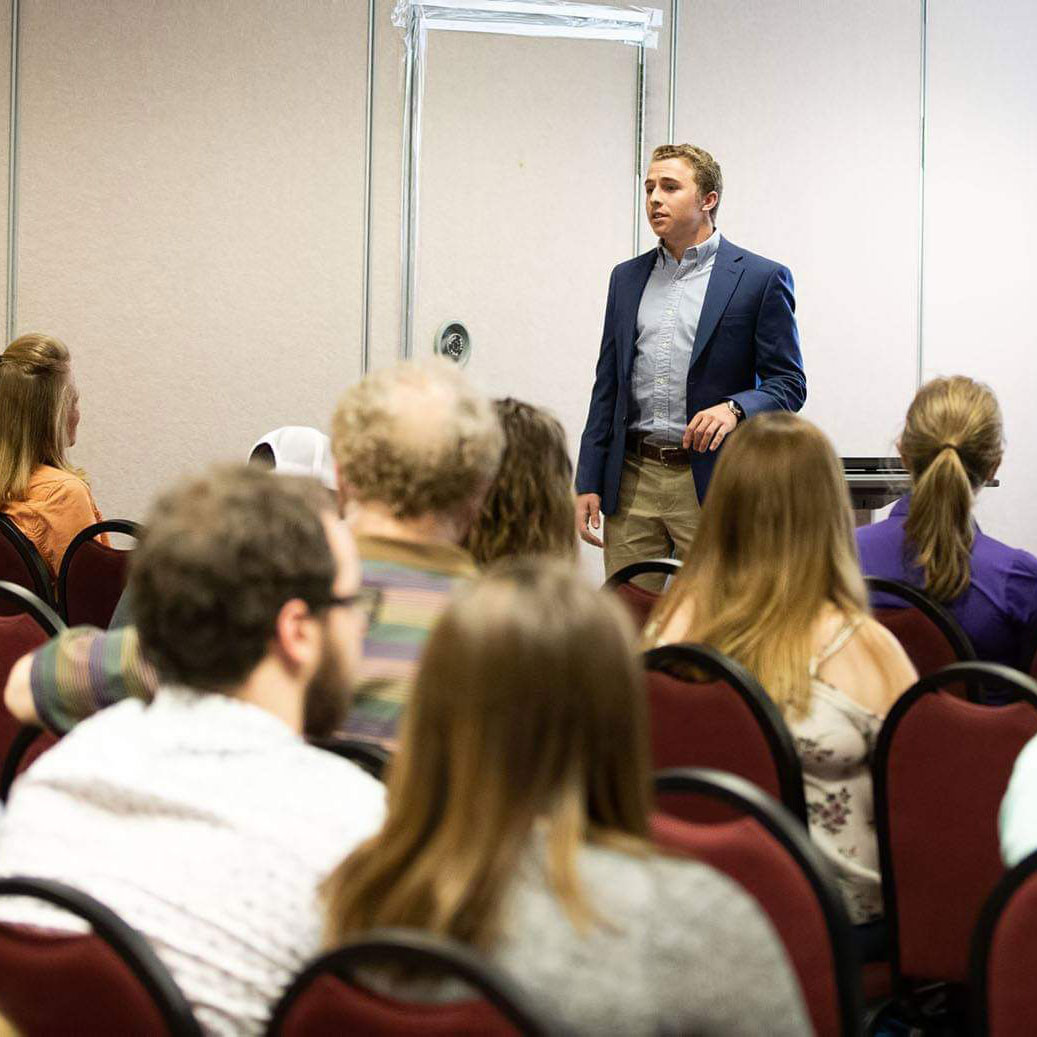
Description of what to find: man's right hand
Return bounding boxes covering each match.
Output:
[576,493,603,548]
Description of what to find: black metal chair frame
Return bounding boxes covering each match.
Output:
[308,737,391,781]
[654,767,863,1036]
[57,519,142,626]
[872,662,1037,1005]
[0,514,56,607]
[643,642,809,823]
[603,557,683,588]
[865,576,976,665]
[0,582,66,803]
[266,927,563,1035]
[0,876,203,1036]
[969,848,1037,1035]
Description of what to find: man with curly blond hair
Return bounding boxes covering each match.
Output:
[330,358,503,746]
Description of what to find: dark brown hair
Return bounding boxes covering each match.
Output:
[131,465,336,690]
[463,398,576,564]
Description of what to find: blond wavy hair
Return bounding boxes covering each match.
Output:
[650,143,723,223]
[323,558,651,951]
[646,413,871,718]
[900,376,1002,602]
[0,333,82,503]
[331,359,503,521]
[463,398,576,564]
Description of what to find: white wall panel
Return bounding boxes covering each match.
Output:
[15,0,367,520]
[923,0,1037,553]
[675,0,922,459]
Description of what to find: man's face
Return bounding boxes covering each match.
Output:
[302,515,366,738]
[644,157,713,243]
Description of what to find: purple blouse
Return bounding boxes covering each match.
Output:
[856,497,1037,667]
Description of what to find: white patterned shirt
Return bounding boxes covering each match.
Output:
[0,687,386,1036]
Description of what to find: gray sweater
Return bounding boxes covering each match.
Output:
[391,839,810,1035]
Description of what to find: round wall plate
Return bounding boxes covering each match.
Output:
[434,320,471,366]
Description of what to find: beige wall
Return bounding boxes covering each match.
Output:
[1,0,1034,555]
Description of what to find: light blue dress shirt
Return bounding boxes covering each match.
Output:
[628,227,721,440]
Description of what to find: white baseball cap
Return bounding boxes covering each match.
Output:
[248,426,338,492]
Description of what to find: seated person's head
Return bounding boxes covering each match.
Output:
[331,359,503,542]
[248,426,339,509]
[130,465,368,737]
[0,333,80,497]
[463,397,577,564]
[898,375,1002,601]
[648,412,866,712]
[324,557,648,945]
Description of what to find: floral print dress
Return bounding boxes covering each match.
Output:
[786,618,884,924]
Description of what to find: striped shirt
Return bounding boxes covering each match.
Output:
[28,534,476,748]
[341,534,476,748]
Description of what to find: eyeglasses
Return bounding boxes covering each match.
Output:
[312,587,382,627]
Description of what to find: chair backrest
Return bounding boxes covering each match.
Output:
[0,725,59,802]
[643,643,807,823]
[0,582,64,777]
[57,519,141,628]
[874,662,1037,994]
[0,876,203,1036]
[266,928,559,1036]
[651,768,861,1037]
[971,849,1037,1037]
[0,514,55,610]
[308,737,391,781]
[603,558,682,630]
[866,576,976,678]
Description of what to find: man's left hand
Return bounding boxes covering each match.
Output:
[682,404,739,453]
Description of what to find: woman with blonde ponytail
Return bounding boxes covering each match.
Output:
[0,333,106,580]
[858,376,1037,666]
[646,413,916,956]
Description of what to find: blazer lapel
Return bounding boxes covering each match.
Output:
[620,250,658,382]
[690,238,744,369]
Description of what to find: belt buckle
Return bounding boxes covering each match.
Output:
[659,444,685,466]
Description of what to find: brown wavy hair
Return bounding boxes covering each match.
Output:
[463,398,576,564]
[323,558,650,951]
[899,376,1002,602]
[0,333,81,502]
[131,465,336,690]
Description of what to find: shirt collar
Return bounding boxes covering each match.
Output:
[657,227,721,269]
[889,492,981,534]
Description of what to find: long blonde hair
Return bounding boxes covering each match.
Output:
[900,376,1002,602]
[647,413,868,717]
[0,333,79,502]
[323,558,651,951]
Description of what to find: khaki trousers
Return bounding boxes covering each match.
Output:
[604,453,701,592]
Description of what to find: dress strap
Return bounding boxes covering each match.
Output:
[808,616,864,679]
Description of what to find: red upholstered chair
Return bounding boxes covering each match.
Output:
[970,849,1037,1037]
[266,929,558,1036]
[57,519,141,628]
[651,768,862,1037]
[643,643,807,824]
[874,662,1037,1021]
[0,581,65,780]
[603,558,682,630]
[0,876,203,1036]
[0,514,55,611]
[866,576,976,680]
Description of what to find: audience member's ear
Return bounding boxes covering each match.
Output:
[273,598,321,675]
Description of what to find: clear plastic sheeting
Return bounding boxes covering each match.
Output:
[392,0,661,47]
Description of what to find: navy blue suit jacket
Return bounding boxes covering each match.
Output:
[576,235,806,514]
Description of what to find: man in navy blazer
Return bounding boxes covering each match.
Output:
[576,144,806,583]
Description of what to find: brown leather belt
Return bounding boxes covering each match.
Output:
[625,430,691,468]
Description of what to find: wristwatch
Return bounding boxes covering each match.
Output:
[725,399,745,422]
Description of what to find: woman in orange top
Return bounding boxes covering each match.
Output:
[0,333,105,581]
